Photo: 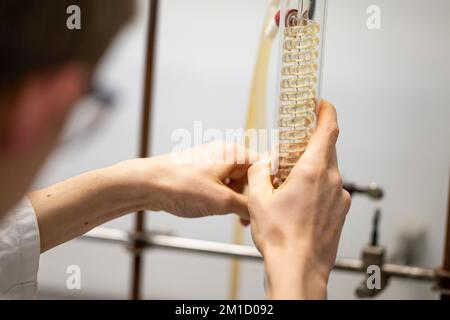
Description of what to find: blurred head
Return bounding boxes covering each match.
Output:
[0,0,135,215]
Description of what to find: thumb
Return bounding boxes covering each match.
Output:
[248,155,274,197]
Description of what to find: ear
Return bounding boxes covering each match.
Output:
[5,64,89,153]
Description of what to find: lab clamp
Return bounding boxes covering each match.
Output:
[80,0,450,300]
[345,184,388,297]
[345,188,389,298]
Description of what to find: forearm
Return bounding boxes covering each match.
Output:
[28,161,149,252]
[264,248,328,300]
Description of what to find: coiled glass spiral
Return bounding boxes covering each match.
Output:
[277,20,321,183]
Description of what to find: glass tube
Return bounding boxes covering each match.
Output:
[274,0,327,184]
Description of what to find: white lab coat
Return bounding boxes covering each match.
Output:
[0,198,40,299]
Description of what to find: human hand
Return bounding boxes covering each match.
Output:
[29,141,255,252]
[247,100,351,299]
[120,141,256,220]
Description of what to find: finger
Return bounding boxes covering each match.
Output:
[227,191,250,220]
[227,164,249,181]
[240,218,250,227]
[233,143,260,167]
[302,100,339,163]
[247,155,274,197]
[227,177,246,194]
[341,189,352,215]
[213,143,259,181]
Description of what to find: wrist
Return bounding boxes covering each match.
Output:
[101,160,155,214]
[263,246,328,300]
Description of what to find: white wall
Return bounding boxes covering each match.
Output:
[35,0,450,299]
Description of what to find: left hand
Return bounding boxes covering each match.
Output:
[119,141,257,220]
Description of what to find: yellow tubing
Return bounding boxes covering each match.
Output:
[228,0,279,300]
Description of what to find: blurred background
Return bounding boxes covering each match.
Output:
[34,0,450,299]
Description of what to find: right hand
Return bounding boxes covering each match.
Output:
[247,100,351,299]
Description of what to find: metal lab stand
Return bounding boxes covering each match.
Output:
[81,0,450,300]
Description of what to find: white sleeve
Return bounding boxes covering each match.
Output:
[0,197,40,300]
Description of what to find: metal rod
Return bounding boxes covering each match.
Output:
[83,227,439,283]
[439,174,450,300]
[131,0,159,300]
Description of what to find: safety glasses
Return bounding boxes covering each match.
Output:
[59,83,115,146]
